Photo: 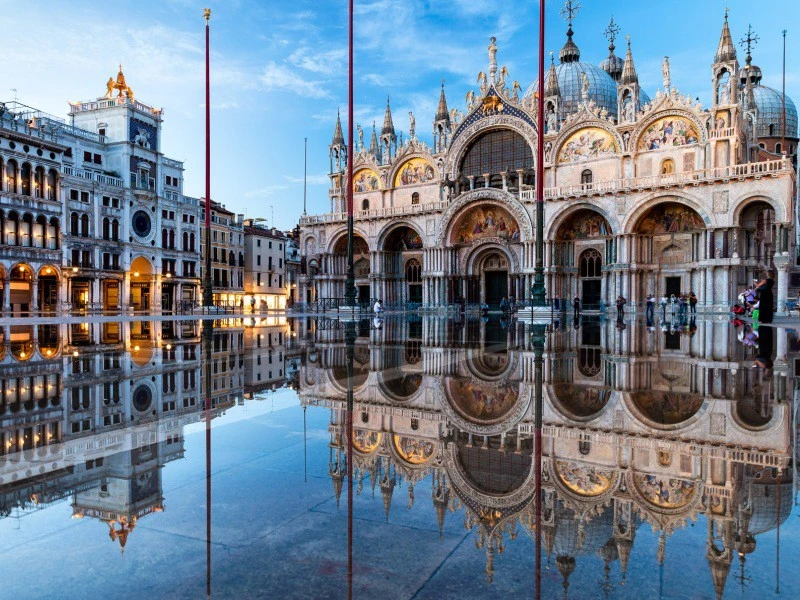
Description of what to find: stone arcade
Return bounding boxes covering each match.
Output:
[298,11,797,311]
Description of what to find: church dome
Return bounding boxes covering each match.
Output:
[599,54,624,82]
[526,61,621,119]
[752,85,798,139]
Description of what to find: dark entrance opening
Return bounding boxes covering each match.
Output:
[665,277,681,298]
[358,285,370,304]
[485,271,508,310]
[582,280,601,308]
[408,285,422,304]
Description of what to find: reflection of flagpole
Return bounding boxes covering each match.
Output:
[345,321,356,600]
[203,319,214,599]
[303,405,307,483]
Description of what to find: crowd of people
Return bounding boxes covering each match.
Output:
[734,270,775,324]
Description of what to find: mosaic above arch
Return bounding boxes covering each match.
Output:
[394,158,436,187]
[452,204,521,244]
[635,203,705,234]
[631,391,704,425]
[393,435,435,465]
[634,474,697,509]
[353,168,381,192]
[353,429,381,454]
[552,384,611,418]
[558,127,618,164]
[556,210,612,241]
[446,377,519,423]
[555,460,616,497]
[638,116,700,151]
[334,234,369,255]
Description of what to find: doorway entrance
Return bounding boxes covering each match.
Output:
[485,271,508,310]
[665,276,681,298]
[579,249,602,309]
[582,280,601,307]
[358,285,370,304]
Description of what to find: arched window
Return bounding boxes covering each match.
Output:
[50,217,60,249]
[405,258,421,283]
[183,231,189,250]
[579,248,602,278]
[80,214,89,237]
[361,199,369,211]
[660,159,675,175]
[6,160,18,194]
[775,143,782,154]
[162,229,168,248]
[190,232,196,251]
[460,129,533,187]
[102,218,110,240]
[169,229,175,249]
[20,163,32,196]
[580,169,593,188]
[46,169,58,200]
[579,348,601,377]
[111,219,119,241]
[34,167,45,198]
[411,192,420,205]
[769,124,774,136]
[70,212,79,236]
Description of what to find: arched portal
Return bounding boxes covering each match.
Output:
[632,202,705,300]
[737,200,776,279]
[37,265,59,312]
[380,225,423,306]
[553,209,612,308]
[9,264,33,312]
[333,234,370,304]
[130,256,154,311]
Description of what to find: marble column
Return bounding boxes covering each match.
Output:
[776,264,790,315]
[3,280,10,311]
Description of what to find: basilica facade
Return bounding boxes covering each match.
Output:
[298,13,798,311]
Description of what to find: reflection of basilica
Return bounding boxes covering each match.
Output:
[299,316,795,597]
[300,11,797,312]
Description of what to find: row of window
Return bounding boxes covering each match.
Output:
[1,159,59,200]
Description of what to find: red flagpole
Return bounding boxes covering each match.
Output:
[344,0,356,306]
[203,9,213,308]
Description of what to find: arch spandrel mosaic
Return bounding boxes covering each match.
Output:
[637,116,701,151]
[352,429,381,454]
[393,435,435,465]
[556,210,612,241]
[394,158,436,187]
[558,127,619,164]
[634,474,697,509]
[446,377,519,423]
[353,168,381,192]
[383,372,423,399]
[451,204,520,244]
[631,391,704,426]
[635,203,705,234]
[555,460,616,497]
[551,384,611,419]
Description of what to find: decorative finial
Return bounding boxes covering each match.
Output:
[550,51,554,65]
[725,7,729,22]
[740,24,759,63]
[560,0,581,27]
[203,8,211,22]
[604,17,620,46]
[626,34,631,46]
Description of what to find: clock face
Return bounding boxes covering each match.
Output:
[132,210,152,238]
[132,384,153,412]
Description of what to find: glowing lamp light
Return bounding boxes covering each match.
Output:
[134,271,140,277]
[19,352,26,359]
[46,349,53,356]
[72,351,79,357]
[44,267,52,274]
[165,273,172,279]
[165,344,172,350]
[72,267,78,273]
[134,345,140,352]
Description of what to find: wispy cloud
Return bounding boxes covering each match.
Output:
[244,184,289,199]
[260,62,332,99]
[285,174,330,185]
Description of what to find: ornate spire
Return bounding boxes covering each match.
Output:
[615,536,633,583]
[331,109,344,145]
[436,81,450,123]
[715,8,737,63]
[559,0,581,63]
[556,555,576,599]
[621,36,639,85]
[369,121,378,155]
[604,16,620,57]
[546,53,561,96]
[381,96,395,135]
[380,472,396,522]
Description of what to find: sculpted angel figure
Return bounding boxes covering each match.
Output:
[408,111,415,138]
[357,124,364,151]
[662,56,671,90]
[580,71,590,104]
[466,90,475,110]
[477,71,487,89]
[511,81,522,102]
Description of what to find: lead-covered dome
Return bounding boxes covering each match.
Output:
[741,64,798,139]
[524,26,649,121]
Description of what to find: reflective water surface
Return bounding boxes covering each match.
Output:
[0,315,797,599]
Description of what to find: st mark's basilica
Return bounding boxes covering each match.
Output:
[298,10,798,311]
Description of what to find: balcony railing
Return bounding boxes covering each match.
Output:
[300,200,448,225]
[62,166,124,188]
[521,158,792,201]
[69,96,162,118]
[162,157,184,169]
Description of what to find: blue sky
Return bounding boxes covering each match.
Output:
[2,0,797,229]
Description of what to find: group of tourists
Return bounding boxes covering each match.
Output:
[734,270,775,323]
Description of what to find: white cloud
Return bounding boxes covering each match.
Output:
[287,48,346,74]
[285,174,330,185]
[244,185,289,199]
[259,62,332,99]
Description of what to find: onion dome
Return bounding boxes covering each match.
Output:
[599,17,624,83]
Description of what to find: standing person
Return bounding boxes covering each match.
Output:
[645,293,655,321]
[678,294,688,320]
[250,296,256,313]
[754,270,775,323]
[500,296,509,315]
[573,295,581,320]
[660,294,668,319]
[670,294,676,317]
[616,295,626,318]
[689,291,697,314]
